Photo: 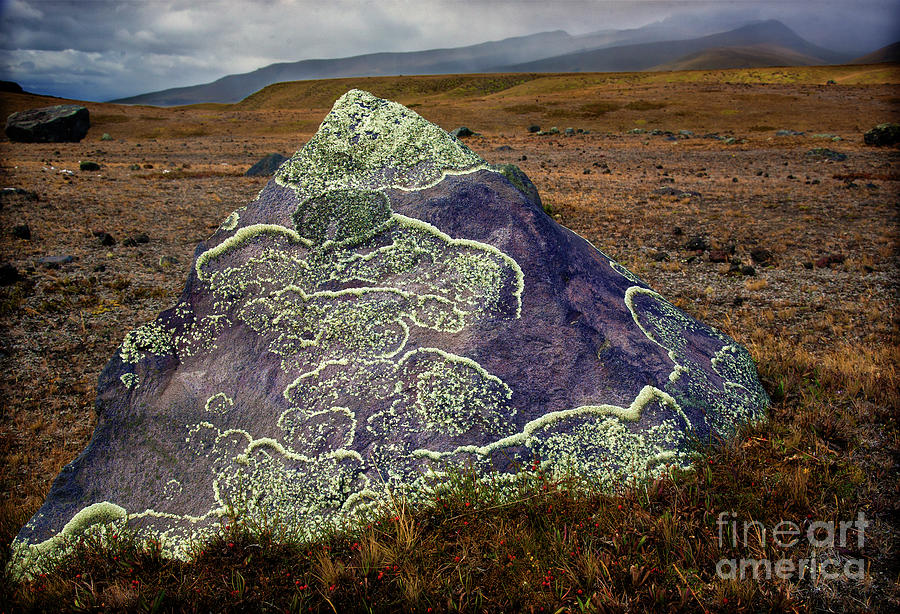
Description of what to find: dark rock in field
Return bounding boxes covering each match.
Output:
[38,255,74,268]
[673,226,683,236]
[450,126,474,138]
[750,248,773,266]
[5,105,90,143]
[655,187,701,199]
[129,164,141,171]
[495,145,513,152]
[863,123,900,147]
[684,235,709,251]
[79,161,101,171]
[803,261,814,270]
[159,255,180,268]
[122,233,150,247]
[1,187,38,201]
[805,148,847,162]
[93,231,116,247]
[549,126,560,134]
[12,224,31,240]
[650,250,669,262]
[100,133,112,141]
[565,128,575,135]
[776,129,804,136]
[0,80,23,93]
[815,254,845,268]
[528,125,540,133]
[0,263,20,285]
[740,265,756,276]
[709,250,728,263]
[10,90,767,577]
[245,153,288,177]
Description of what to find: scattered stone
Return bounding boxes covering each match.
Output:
[679,130,694,137]
[495,145,513,151]
[802,261,813,270]
[732,296,744,306]
[79,161,101,171]
[1,187,38,201]
[815,254,845,268]
[93,231,116,246]
[750,248,774,266]
[528,125,540,133]
[723,137,737,145]
[122,233,150,247]
[673,226,683,236]
[684,235,710,251]
[11,91,768,575]
[812,133,841,141]
[549,126,560,134]
[863,123,900,147]
[143,164,153,169]
[0,262,20,285]
[805,148,847,162]
[158,255,180,268]
[93,264,106,272]
[650,250,669,262]
[245,153,288,177]
[5,104,90,143]
[129,164,141,170]
[564,128,575,135]
[450,126,474,138]
[740,265,756,276]
[775,129,804,136]
[38,255,74,268]
[653,187,701,199]
[709,249,728,263]
[519,155,527,161]
[100,133,112,141]
[583,168,591,174]
[12,224,31,240]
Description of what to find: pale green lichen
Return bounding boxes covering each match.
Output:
[119,321,173,365]
[205,393,233,416]
[120,373,139,389]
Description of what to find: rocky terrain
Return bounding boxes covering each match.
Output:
[0,68,897,610]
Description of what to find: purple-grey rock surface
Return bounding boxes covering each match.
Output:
[10,90,767,576]
[5,104,90,143]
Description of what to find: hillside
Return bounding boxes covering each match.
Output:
[849,41,900,64]
[503,20,848,73]
[653,44,826,71]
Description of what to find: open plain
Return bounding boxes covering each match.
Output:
[1,67,898,611]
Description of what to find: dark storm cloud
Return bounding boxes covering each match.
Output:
[0,1,898,102]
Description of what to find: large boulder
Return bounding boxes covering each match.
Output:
[10,90,767,575]
[5,104,90,143]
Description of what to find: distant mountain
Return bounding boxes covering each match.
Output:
[110,18,753,107]
[848,41,900,65]
[653,44,826,71]
[112,31,583,106]
[502,20,849,73]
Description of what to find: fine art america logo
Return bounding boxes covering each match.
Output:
[716,511,868,581]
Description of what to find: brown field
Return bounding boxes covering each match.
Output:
[0,66,898,612]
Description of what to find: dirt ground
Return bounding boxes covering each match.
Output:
[0,73,898,557]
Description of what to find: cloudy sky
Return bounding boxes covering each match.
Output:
[1,0,898,102]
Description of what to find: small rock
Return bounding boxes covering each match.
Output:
[129,164,141,171]
[583,168,590,174]
[519,155,527,161]
[684,235,710,251]
[450,126,474,138]
[732,296,745,306]
[143,163,153,169]
[863,123,900,147]
[750,248,773,266]
[805,148,847,162]
[673,226,683,236]
[495,145,513,151]
[653,187,701,199]
[564,128,575,135]
[709,249,728,263]
[0,262,20,285]
[12,224,31,240]
[159,255,180,268]
[79,161,101,171]
[528,125,540,133]
[245,153,288,177]
[1,187,38,201]
[100,133,112,141]
[802,261,813,270]
[38,255,74,268]
[723,137,737,145]
[775,129,804,136]
[815,254,845,268]
[740,265,756,276]
[93,231,116,246]
[549,127,560,134]
[650,250,669,262]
